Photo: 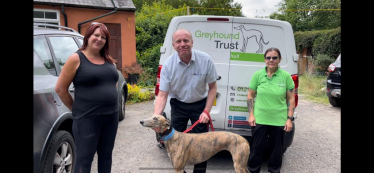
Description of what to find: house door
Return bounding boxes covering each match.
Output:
[105,23,122,71]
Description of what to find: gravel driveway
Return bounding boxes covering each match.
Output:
[91,95,341,173]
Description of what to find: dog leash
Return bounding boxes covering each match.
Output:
[183,110,214,133]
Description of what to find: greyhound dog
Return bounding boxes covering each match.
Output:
[140,114,250,173]
[234,25,269,53]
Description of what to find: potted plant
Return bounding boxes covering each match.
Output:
[123,62,144,84]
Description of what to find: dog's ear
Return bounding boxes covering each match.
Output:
[165,118,171,127]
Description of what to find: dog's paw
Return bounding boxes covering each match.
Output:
[157,142,164,149]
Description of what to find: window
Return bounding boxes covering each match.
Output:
[34,9,60,28]
[34,35,57,76]
[48,36,79,70]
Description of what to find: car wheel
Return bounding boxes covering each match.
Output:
[42,130,75,173]
[118,88,126,121]
[328,96,341,107]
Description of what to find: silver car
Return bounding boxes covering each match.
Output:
[33,23,128,173]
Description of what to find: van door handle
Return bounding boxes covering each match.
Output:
[217,76,221,80]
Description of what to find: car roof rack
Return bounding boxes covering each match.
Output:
[33,23,79,33]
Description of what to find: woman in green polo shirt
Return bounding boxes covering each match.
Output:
[247,47,295,173]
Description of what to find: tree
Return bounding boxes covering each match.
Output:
[132,0,200,12]
[135,1,186,76]
[190,0,243,16]
[133,0,243,16]
[269,0,341,32]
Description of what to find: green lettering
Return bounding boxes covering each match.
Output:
[195,30,201,38]
[213,31,218,40]
[234,32,240,39]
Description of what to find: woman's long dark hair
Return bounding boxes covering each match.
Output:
[79,23,115,64]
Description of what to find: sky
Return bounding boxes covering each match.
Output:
[233,0,282,18]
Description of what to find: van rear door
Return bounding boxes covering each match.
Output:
[175,16,234,129]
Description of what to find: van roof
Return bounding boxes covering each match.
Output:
[170,15,289,26]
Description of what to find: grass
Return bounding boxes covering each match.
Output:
[298,72,330,105]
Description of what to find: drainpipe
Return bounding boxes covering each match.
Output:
[78,0,117,33]
[61,5,68,27]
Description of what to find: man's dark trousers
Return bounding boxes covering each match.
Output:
[170,97,208,173]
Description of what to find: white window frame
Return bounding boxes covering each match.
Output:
[34,8,60,25]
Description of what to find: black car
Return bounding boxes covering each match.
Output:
[326,54,341,107]
[33,23,128,173]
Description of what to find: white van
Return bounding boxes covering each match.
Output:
[154,15,299,152]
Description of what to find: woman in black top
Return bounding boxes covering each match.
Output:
[55,22,119,173]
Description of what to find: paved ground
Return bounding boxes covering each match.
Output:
[90,94,341,173]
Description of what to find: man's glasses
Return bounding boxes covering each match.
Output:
[91,22,107,29]
[265,56,279,60]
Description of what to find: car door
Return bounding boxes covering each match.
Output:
[45,34,82,99]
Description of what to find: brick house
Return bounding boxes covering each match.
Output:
[33,0,137,78]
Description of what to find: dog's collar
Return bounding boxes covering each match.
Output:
[160,128,175,141]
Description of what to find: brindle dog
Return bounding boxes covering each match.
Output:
[140,114,250,173]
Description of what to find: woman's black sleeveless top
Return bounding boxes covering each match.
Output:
[72,50,119,119]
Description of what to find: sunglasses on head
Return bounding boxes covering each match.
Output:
[265,56,279,60]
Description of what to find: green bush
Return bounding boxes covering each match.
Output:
[137,44,162,77]
[137,68,157,88]
[294,27,341,59]
[126,83,155,104]
[311,54,335,73]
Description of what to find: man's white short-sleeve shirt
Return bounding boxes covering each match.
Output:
[159,49,218,103]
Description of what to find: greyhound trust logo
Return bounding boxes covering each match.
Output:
[193,26,269,55]
[234,25,269,53]
[194,30,240,50]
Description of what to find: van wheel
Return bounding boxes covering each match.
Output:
[118,89,126,121]
[328,97,341,107]
[42,130,75,173]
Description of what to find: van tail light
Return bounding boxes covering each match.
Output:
[291,74,299,108]
[155,65,162,96]
[328,64,336,72]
